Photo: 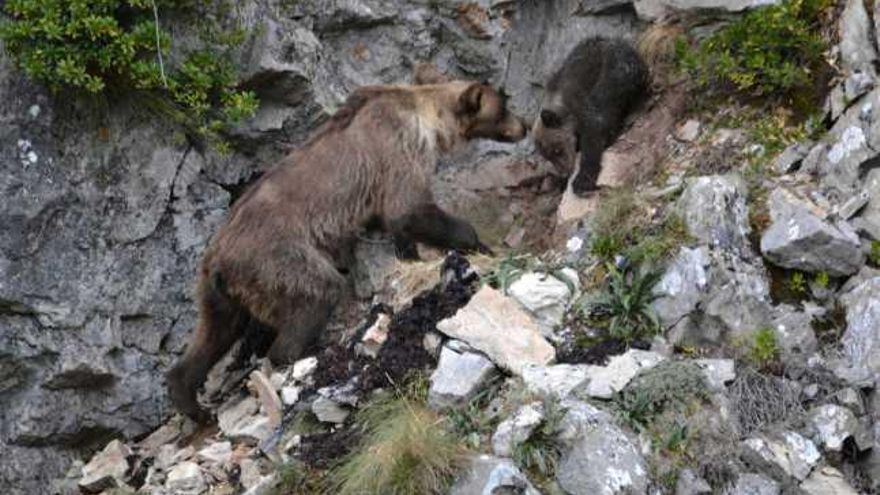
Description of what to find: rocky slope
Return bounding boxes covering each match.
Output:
[5,0,880,494]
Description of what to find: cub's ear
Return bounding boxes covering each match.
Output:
[458,83,484,114]
[540,109,564,128]
[413,63,450,85]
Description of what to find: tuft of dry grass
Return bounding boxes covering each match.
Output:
[327,394,465,495]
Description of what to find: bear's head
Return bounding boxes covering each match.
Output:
[414,63,527,144]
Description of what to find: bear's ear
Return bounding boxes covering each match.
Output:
[413,63,450,85]
[540,109,564,128]
[458,83,484,114]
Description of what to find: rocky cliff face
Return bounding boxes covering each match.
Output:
[0,1,641,492]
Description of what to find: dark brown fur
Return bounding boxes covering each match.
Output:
[167,70,526,422]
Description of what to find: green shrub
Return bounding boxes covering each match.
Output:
[0,0,258,150]
[870,241,880,266]
[615,361,711,432]
[747,328,780,368]
[589,263,662,343]
[813,271,830,289]
[677,0,832,101]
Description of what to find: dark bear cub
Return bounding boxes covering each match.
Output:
[533,37,649,196]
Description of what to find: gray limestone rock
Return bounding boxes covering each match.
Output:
[428,345,498,410]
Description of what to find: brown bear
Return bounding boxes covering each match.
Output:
[167,67,527,422]
[533,37,649,196]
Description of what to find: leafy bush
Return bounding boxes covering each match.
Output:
[0,0,258,150]
[327,392,464,495]
[747,328,780,368]
[677,0,832,101]
[588,263,662,343]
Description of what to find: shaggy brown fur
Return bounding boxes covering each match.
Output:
[167,69,527,422]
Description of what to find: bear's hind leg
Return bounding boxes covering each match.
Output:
[167,277,246,423]
[266,295,336,364]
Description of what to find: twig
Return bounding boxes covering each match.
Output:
[151,0,168,89]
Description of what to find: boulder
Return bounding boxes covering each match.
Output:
[449,455,540,495]
[761,189,864,276]
[806,404,859,452]
[730,474,780,495]
[165,461,205,495]
[837,276,880,385]
[676,468,711,495]
[196,441,232,466]
[800,465,859,494]
[676,175,750,254]
[435,286,555,375]
[492,402,544,457]
[653,246,710,331]
[555,400,649,495]
[840,0,878,78]
[78,440,132,492]
[634,0,780,21]
[217,397,273,443]
[741,431,821,481]
[521,363,591,399]
[774,142,812,175]
[507,270,579,336]
[579,349,666,399]
[428,345,498,410]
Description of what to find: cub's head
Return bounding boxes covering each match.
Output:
[413,63,527,145]
[532,95,576,177]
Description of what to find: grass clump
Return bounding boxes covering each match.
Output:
[0,0,258,151]
[677,0,832,104]
[326,392,464,495]
[581,263,663,344]
[814,271,830,289]
[271,461,326,495]
[589,189,691,265]
[512,399,568,484]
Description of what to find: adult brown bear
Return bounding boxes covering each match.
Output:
[167,67,527,422]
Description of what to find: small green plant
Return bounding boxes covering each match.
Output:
[589,263,663,344]
[0,0,258,150]
[271,461,324,495]
[512,399,567,480]
[591,234,625,261]
[615,361,711,432]
[326,392,464,495]
[870,241,880,266]
[787,271,807,295]
[481,253,531,294]
[677,0,832,102]
[748,328,780,368]
[813,271,830,289]
[447,377,503,450]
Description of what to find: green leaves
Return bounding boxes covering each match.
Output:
[0,0,258,151]
[590,263,663,344]
[678,0,831,101]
